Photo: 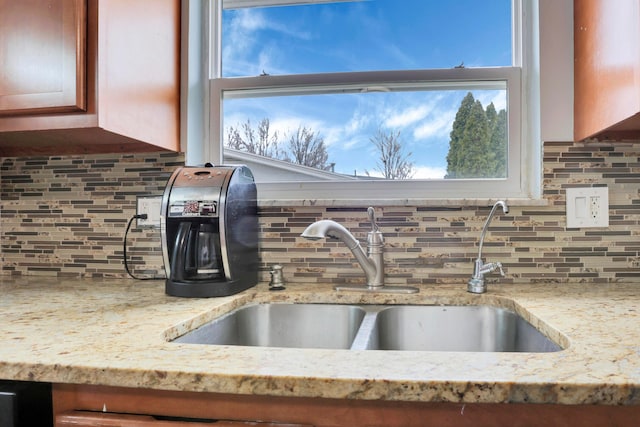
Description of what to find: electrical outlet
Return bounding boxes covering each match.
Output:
[136,196,163,228]
[590,195,599,220]
[566,187,609,228]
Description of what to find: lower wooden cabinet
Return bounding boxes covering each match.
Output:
[56,410,309,426]
[52,383,640,427]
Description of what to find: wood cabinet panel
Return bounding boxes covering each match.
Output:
[95,0,180,152]
[0,0,86,115]
[0,0,180,156]
[56,411,214,426]
[53,384,640,427]
[56,410,308,426]
[574,0,640,141]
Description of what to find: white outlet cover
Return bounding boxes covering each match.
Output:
[136,196,163,228]
[566,187,609,228]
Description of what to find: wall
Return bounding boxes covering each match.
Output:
[2,140,639,284]
[0,153,180,277]
[4,4,634,287]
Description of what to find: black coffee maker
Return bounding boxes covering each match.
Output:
[160,165,259,297]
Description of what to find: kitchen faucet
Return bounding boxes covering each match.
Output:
[301,207,418,294]
[468,200,509,294]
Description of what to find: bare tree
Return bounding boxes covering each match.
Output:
[226,118,333,171]
[369,127,414,179]
[226,118,281,158]
[286,125,330,170]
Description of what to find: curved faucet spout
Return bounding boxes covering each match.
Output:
[301,220,360,250]
[468,200,509,294]
[301,220,375,282]
[477,200,509,259]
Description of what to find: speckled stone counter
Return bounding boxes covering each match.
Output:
[0,277,639,405]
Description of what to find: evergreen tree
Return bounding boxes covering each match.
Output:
[446,93,507,179]
[485,102,498,135]
[459,99,491,177]
[489,108,507,177]
[446,92,476,178]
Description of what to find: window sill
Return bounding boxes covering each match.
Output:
[257,198,549,208]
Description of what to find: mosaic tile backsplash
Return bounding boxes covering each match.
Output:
[1,141,639,285]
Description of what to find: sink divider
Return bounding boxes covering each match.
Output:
[349,306,383,350]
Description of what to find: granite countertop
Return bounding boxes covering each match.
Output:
[0,277,638,405]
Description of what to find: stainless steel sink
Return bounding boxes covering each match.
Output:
[365,305,562,352]
[171,303,563,353]
[172,303,366,349]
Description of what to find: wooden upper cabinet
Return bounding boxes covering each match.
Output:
[0,0,86,115]
[574,0,640,141]
[0,0,180,156]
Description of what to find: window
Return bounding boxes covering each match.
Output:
[203,0,540,202]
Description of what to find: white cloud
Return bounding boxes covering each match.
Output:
[224,10,263,54]
[345,111,371,134]
[385,105,430,128]
[321,111,374,150]
[269,117,326,139]
[229,9,311,39]
[223,9,312,76]
[235,9,267,31]
[413,109,456,140]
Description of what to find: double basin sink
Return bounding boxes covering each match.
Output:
[172,303,563,353]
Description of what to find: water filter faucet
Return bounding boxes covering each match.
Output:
[468,201,509,294]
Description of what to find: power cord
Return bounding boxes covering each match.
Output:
[123,214,165,280]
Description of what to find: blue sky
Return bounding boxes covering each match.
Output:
[221,1,512,178]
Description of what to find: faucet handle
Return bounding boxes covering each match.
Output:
[477,261,506,278]
[495,262,505,277]
[367,207,384,247]
[367,207,379,232]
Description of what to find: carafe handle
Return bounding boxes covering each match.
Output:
[169,222,192,281]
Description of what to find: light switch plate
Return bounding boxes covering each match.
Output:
[136,196,163,228]
[566,186,609,228]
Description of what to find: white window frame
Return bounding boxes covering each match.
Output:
[192,0,541,204]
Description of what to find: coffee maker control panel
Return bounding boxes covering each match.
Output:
[169,199,218,217]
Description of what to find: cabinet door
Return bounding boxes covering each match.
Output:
[574,0,640,140]
[0,0,86,115]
